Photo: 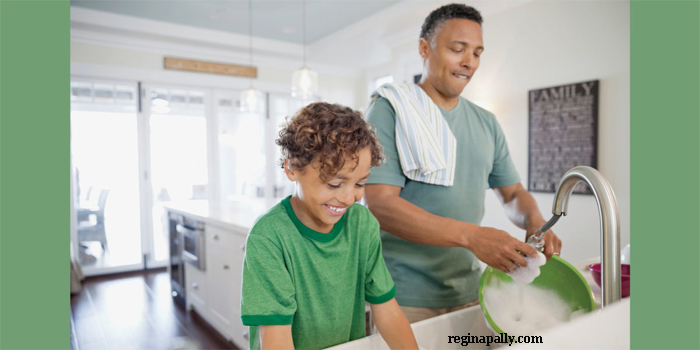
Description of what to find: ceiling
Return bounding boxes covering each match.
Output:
[70,0,402,45]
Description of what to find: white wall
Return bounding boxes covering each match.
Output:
[365,1,630,264]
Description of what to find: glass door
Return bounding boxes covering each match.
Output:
[70,80,144,273]
[215,90,266,201]
[70,79,309,275]
[143,85,211,266]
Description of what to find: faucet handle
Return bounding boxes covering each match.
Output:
[527,214,562,253]
[527,232,545,252]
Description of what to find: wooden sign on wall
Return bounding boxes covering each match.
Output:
[528,80,599,194]
[164,57,257,78]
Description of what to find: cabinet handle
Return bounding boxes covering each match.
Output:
[243,331,249,340]
[240,244,246,252]
[214,234,220,240]
[224,265,230,270]
[192,282,198,290]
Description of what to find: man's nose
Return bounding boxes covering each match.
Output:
[461,54,474,70]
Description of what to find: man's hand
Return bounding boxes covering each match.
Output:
[464,226,539,273]
[495,183,563,260]
[366,184,542,273]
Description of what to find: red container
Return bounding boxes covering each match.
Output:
[587,263,630,298]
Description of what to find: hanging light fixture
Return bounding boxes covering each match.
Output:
[291,0,318,100]
[240,0,264,113]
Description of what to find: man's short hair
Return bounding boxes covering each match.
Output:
[420,3,483,40]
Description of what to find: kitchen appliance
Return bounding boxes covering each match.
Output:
[169,213,206,305]
[179,217,206,271]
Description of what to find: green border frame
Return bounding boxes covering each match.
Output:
[0,1,698,349]
[0,1,69,349]
[631,1,699,349]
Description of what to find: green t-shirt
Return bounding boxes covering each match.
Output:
[240,196,396,350]
[366,96,521,308]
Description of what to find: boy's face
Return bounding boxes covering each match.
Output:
[285,148,371,233]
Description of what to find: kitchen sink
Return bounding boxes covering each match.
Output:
[327,305,495,350]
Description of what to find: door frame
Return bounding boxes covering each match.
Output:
[70,76,150,277]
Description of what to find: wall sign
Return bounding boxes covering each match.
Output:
[164,57,257,78]
[528,80,599,194]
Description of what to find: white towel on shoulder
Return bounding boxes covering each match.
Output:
[372,83,457,186]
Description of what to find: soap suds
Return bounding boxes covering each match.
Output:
[507,252,546,284]
[483,279,587,335]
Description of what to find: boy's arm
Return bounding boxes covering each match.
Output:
[371,298,419,350]
[259,325,294,350]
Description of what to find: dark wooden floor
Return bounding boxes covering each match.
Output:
[70,268,239,350]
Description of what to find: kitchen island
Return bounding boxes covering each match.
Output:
[164,197,279,349]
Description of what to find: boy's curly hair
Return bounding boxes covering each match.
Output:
[276,102,384,182]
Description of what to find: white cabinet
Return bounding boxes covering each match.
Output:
[185,263,208,313]
[227,233,249,346]
[184,223,248,349]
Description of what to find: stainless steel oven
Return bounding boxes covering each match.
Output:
[169,213,206,306]
[179,218,206,271]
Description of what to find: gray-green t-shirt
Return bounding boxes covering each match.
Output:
[240,196,396,350]
[366,96,521,308]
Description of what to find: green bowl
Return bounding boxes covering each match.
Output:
[478,255,596,334]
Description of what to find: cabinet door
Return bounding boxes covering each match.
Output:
[184,263,207,313]
[207,226,240,338]
[227,232,249,348]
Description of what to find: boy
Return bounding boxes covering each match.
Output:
[240,102,419,350]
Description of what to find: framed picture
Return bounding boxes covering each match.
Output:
[528,80,599,194]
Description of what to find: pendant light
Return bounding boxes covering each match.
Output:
[291,0,318,100]
[240,0,264,113]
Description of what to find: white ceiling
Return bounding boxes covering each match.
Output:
[70,1,532,74]
[70,0,402,45]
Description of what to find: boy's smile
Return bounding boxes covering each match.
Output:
[285,148,372,233]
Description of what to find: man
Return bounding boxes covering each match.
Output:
[364,4,562,323]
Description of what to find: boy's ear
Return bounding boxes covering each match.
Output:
[284,159,297,181]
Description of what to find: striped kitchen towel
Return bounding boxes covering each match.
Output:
[372,83,456,186]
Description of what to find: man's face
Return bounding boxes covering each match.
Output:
[285,148,371,233]
[420,19,484,98]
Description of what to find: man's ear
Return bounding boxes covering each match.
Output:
[284,159,297,181]
[419,37,429,60]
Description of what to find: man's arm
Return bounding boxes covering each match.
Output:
[259,325,294,350]
[371,298,419,350]
[365,184,537,272]
[493,182,562,259]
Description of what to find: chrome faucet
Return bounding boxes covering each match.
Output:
[527,166,621,307]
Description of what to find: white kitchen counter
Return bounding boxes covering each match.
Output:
[163,197,280,233]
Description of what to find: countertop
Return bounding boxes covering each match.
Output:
[162,197,280,233]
